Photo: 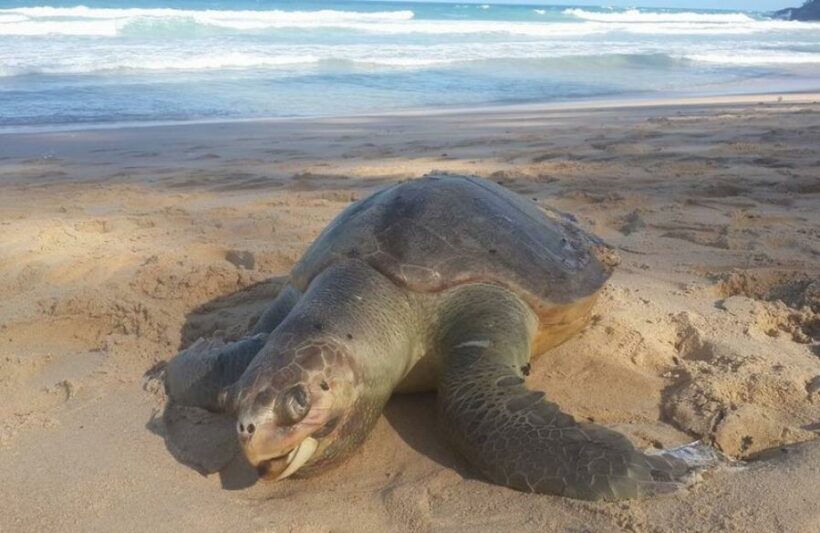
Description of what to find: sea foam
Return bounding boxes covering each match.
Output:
[2,5,814,38]
[563,8,756,23]
[0,6,416,36]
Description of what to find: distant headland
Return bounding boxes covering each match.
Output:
[774,0,820,20]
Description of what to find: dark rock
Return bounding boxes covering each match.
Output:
[225,250,255,270]
[774,0,820,21]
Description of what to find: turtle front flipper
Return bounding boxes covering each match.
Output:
[164,284,301,413]
[437,285,688,501]
[250,284,302,335]
[165,334,269,413]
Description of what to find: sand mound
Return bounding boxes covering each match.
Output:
[715,269,819,344]
[716,268,819,311]
[662,306,818,458]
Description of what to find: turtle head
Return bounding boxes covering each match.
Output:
[230,342,362,481]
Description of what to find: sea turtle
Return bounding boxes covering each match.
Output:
[164,174,694,500]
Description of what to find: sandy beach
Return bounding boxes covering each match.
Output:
[0,94,818,532]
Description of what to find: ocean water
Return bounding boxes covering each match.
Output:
[1,0,820,130]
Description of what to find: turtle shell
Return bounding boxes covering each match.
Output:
[290,175,614,324]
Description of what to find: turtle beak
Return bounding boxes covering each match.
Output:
[255,453,292,480]
[237,420,318,481]
[255,438,319,480]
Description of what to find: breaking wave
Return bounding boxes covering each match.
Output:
[1,5,815,38]
[0,6,416,36]
[563,8,756,23]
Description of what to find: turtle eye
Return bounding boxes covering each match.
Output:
[276,384,310,425]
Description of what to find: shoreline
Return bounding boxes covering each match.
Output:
[3,89,820,137]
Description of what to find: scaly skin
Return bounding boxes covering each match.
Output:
[436,284,686,500]
[250,284,301,336]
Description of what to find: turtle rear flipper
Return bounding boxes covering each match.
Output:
[437,286,690,500]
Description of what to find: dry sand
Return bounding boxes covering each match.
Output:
[0,94,818,532]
